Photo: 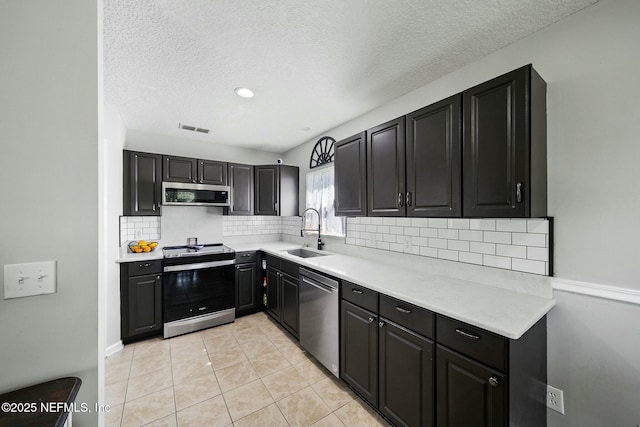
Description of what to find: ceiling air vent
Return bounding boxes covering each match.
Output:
[178,123,209,134]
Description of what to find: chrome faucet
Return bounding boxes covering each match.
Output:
[301,208,324,250]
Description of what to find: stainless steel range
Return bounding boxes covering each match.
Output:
[162,243,236,338]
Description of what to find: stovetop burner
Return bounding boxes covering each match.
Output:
[162,243,235,259]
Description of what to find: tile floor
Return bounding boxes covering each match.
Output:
[105,311,390,427]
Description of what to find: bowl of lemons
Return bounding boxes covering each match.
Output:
[128,240,158,253]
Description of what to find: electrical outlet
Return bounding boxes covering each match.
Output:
[547,385,565,414]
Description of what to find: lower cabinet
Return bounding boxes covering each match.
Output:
[265,254,299,339]
[120,260,163,344]
[235,251,262,317]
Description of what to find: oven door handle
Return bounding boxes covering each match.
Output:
[163,259,236,272]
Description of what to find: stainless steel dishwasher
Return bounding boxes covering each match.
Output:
[299,267,339,378]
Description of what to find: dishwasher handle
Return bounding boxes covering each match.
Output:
[299,267,339,289]
[300,276,336,294]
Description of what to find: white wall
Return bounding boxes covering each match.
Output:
[0,0,99,425]
[104,104,126,354]
[285,0,640,425]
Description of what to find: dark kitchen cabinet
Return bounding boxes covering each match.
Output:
[226,163,254,215]
[463,64,547,218]
[265,254,299,338]
[340,300,379,406]
[367,117,406,217]
[335,132,367,216]
[235,251,261,316]
[255,165,299,216]
[123,150,162,216]
[163,155,228,185]
[120,260,163,343]
[406,94,462,217]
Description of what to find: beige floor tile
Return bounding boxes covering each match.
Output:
[200,322,235,339]
[278,342,309,365]
[126,367,173,402]
[121,388,175,427]
[248,349,292,377]
[170,340,208,364]
[173,372,221,411]
[172,353,214,385]
[311,377,355,411]
[106,360,132,386]
[214,360,259,392]
[334,400,389,427]
[277,387,332,427]
[130,352,172,379]
[133,337,171,360]
[240,336,279,359]
[233,326,267,345]
[261,365,309,401]
[310,413,347,427]
[106,379,128,407]
[222,379,274,421]
[233,403,289,427]
[294,359,330,385]
[142,413,177,427]
[176,395,231,427]
[169,332,203,349]
[208,346,248,371]
[105,403,123,427]
[107,346,135,364]
[203,333,240,354]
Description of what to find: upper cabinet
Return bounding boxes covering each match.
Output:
[463,65,547,218]
[255,165,299,216]
[335,132,367,216]
[367,117,406,217]
[123,150,162,216]
[406,94,462,217]
[227,163,254,215]
[163,155,227,185]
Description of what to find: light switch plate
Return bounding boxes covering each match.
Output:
[4,261,56,299]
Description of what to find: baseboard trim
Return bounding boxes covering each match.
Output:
[552,277,640,305]
[105,341,124,357]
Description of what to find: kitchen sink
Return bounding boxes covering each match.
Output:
[285,248,330,258]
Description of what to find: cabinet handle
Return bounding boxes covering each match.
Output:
[455,328,480,340]
[406,192,412,207]
[395,306,412,314]
[241,254,251,257]
[351,289,364,295]
[397,192,404,208]
[156,276,161,280]
[378,321,385,328]
[488,377,499,387]
[368,317,375,323]
[236,266,240,270]
[516,182,522,203]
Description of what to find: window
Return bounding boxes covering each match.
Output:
[305,165,345,237]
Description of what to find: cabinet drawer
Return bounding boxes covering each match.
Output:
[436,315,506,372]
[380,294,434,339]
[125,260,162,276]
[236,251,257,263]
[265,254,281,270]
[342,281,378,313]
[280,259,299,278]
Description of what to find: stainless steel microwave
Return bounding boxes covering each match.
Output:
[162,182,230,207]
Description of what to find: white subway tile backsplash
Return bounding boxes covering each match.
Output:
[377,225,390,234]
[483,255,512,269]
[389,226,403,234]
[470,242,496,255]
[448,240,470,252]
[404,227,420,236]
[483,231,511,244]
[470,219,495,231]
[527,219,549,234]
[420,228,438,238]
[428,218,448,229]
[512,258,546,275]
[411,218,429,227]
[527,247,549,262]
[512,232,546,247]
[448,218,470,230]
[420,246,438,257]
[459,251,483,265]
[377,241,390,250]
[458,230,483,242]
[412,236,429,247]
[389,243,404,252]
[383,218,397,226]
[428,238,448,249]
[496,244,527,259]
[396,218,411,227]
[370,218,383,225]
[438,249,459,261]
[496,219,527,232]
[438,229,458,240]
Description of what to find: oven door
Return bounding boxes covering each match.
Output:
[163,259,235,323]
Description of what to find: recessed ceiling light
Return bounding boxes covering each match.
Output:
[234,87,254,98]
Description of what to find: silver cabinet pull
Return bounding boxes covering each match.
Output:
[455,328,480,340]
[379,321,385,328]
[516,182,522,203]
[406,192,412,207]
[352,289,364,294]
[395,306,412,314]
[488,377,499,387]
[397,192,404,208]
[241,254,251,257]
[368,317,375,323]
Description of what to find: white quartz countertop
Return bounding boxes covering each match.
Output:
[250,242,555,340]
[116,241,164,263]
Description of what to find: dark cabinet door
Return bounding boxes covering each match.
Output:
[123,150,162,216]
[280,272,299,338]
[235,262,257,315]
[340,300,378,406]
[335,132,367,216]
[127,274,162,337]
[163,155,198,183]
[379,320,434,427]
[255,165,279,215]
[278,165,299,217]
[463,65,535,218]
[367,117,406,217]
[406,95,462,218]
[227,163,254,215]
[436,345,506,427]
[198,159,227,185]
[266,267,280,321]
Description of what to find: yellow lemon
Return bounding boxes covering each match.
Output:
[138,240,147,246]
[143,246,151,253]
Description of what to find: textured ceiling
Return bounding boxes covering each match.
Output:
[104,0,597,153]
